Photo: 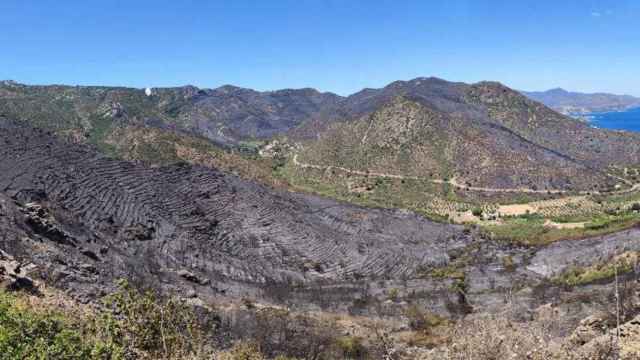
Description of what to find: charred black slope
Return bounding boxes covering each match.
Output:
[3,119,640,322]
[0,119,471,302]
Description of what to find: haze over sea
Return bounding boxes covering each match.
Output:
[589,107,640,132]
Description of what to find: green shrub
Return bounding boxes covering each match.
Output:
[0,280,215,359]
[97,279,208,359]
[335,336,366,359]
[404,305,447,332]
[387,288,400,301]
[553,255,635,287]
[0,291,123,360]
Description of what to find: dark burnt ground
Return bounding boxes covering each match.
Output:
[2,119,640,323]
[0,120,471,303]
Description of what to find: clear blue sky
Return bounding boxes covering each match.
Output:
[1,0,638,96]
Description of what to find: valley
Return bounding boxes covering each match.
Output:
[3,77,640,358]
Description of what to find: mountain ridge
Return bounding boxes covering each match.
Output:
[522,88,640,114]
[4,76,640,196]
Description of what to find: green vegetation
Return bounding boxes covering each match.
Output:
[101,126,289,189]
[98,280,208,359]
[404,305,448,333]
[0,280,210,359]
[8,81,640,250]
[1,280,398,359]
[0,290,122,359]
[484,211,640,246]
[278,162,476,222]
[387,288,400,301]
[429,265,466,280]
[552,252,638,286]
[335,336,366,359]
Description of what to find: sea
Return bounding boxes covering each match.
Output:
[582,107,640,132]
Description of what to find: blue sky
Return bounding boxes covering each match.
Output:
[0,0,638,96]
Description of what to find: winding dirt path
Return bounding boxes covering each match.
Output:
[292,154,640,196]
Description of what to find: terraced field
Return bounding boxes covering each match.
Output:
[0,119,477,301]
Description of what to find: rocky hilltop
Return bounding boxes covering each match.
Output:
[297,78,640,192]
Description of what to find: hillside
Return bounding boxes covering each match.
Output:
[295,78,640,193]
[5,77,640,224]
[0,119,471,300]
[4,118,640,358]
[0,80,343,147]
[523,87,640,114]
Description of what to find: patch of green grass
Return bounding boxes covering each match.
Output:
[485,211,640,246]
[550,214,596,223]
[553,254,636,286]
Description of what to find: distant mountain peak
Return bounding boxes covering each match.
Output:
[548,87,568,93]
[473,80,508,88]
[0,80,19,87]
[523,87,640,114]
[215,84,246,93]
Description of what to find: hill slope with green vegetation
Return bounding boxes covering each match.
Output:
[5,77,640,245]
[0,80,343,147]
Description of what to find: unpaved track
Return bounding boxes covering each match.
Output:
[292,154,640,196]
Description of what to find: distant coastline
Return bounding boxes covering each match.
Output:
[581,106,640,132]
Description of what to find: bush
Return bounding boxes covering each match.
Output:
[471,208,483,217]
[387,288,400,302]
[502,255,516,272]
[0,290,123,359]
[97,279,209,359]
[335,336,366,359]
[404,305,447,332]
[0,281,214,359]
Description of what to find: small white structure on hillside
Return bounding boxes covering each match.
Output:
[145,87,153,96]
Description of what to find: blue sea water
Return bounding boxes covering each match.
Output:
[587,107,640,132]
